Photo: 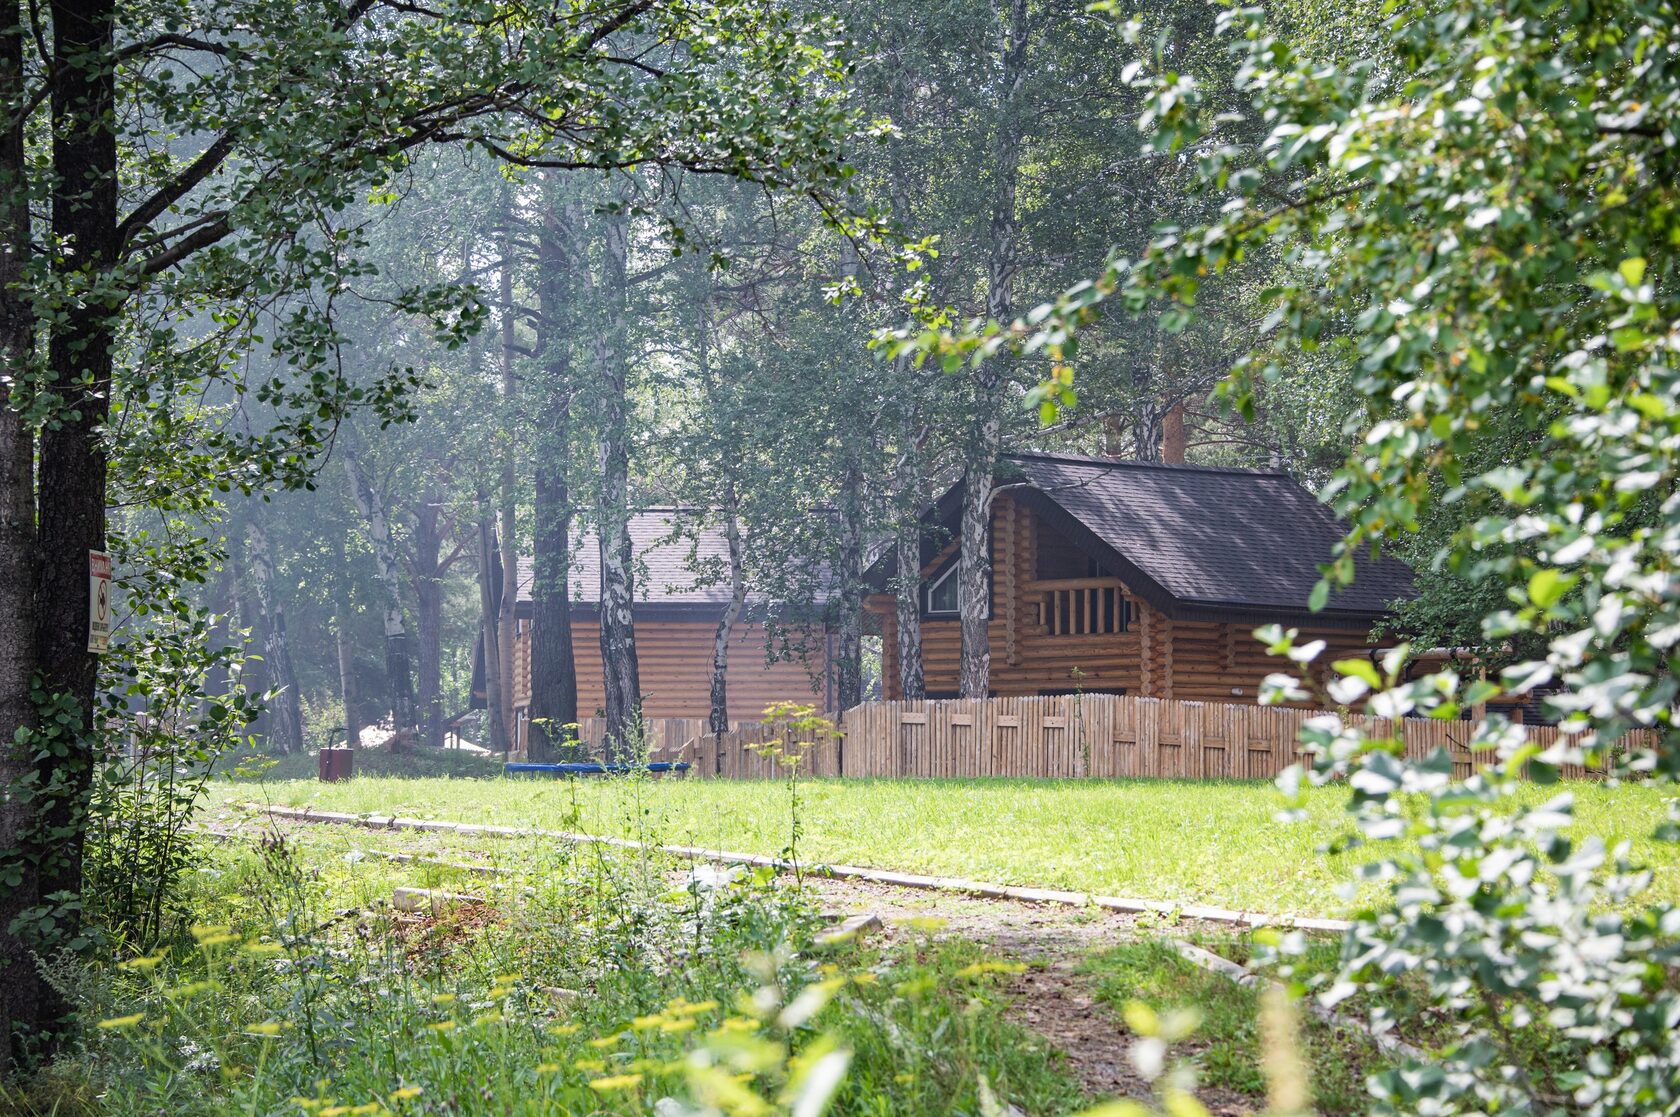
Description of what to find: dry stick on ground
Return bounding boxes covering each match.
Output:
[1165,938,1426,1062]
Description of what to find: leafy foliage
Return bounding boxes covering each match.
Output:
[940,0,1680,1110]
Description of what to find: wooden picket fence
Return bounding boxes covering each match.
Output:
[563,695,1636,782]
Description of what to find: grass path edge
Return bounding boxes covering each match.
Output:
[249,802,1353,933]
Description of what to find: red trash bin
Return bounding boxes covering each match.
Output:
[318,748,354,782]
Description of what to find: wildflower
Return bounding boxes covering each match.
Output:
[387,1086,423,1101]
[119,953,166,972]
[190,924,231,942]
[175,980,218,999]
[493,972,523,984]
[471,1012,502,1027]
[894,1072,915,1085]
[179,1039,220,1073]
[244,1022,284,1037]
[97,1013,145,1030]
[243,941,283,956]
[349,1104,384,1116]
[430,993,456,1005]
[587,1033,623,1049]
[573,1058,607,1073]
[715,1016,759,1034]
[587,1073,643,1092]
[893,977,936,998]
[424,1021,456,1033]
[666,998,719,1018]
[659,1018,696,1035]
[534,1063,563,1074]
[319,1108,350,1117]
[290,1099,325,1112]
[954,961,1027,979]
[896,916,947,934]
[547,1022,582,1036]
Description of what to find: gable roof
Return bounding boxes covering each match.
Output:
[513,510,829,618]
[873,452,1415,627]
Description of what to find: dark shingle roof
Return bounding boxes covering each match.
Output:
[1002,452,1414,622]
[515,510,833,613]
[514,511,742,608]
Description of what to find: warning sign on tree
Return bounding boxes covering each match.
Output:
[88,550,113,654]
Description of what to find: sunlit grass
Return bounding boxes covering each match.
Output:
[207,773,1680,918]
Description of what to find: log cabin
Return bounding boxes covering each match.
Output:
[492,511,834,751]
[864,452,1416,702]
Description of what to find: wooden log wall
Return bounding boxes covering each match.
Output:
[510,620,827,723]
[549,696,1637,783]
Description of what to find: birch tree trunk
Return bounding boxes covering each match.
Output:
[344,444,416,747]
[476,510,510,753]
[593,193,641,759]
[708,483,748,735]
[957,0,1028,699]
[834,460,865,710]
[0,3,40,1073]
[245,518,305,754]
[412,489,446,747]
[892,417,926,701]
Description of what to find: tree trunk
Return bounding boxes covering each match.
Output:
[1160,401,1187,464]
[245,518,304,754]
[0,0,40,1074]
[527,208,580,761]
[496,234,519,753]
[529,463,578,759]
[343,444,415,747]
[476,511,510,753]
[412,490,446,747]
[336,593,359,751]
[230,532,270,742]
[708,484,748,735]
[957,0,1027,699]
[1128,332,1169,462]
[892,422,925,701]
[23,0,122,1051]
[593,194,640,760]
[834,460,865,711]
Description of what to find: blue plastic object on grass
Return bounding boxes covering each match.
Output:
[504,761,691,776]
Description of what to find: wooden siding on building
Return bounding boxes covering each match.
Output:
[509,620,828,724]
[870,491,1379,704]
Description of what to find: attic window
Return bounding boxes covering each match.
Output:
[926,564,958,615]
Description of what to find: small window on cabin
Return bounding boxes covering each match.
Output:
[926,564,959,615]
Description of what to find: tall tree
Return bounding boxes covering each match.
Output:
[343,440,417,746]
[244,515,304,754]
[590,185,642,757]
[525,191,582,758]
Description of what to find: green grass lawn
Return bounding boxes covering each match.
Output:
[209,770,1680,919]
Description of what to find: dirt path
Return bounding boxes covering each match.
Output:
[800,874,1258,1115]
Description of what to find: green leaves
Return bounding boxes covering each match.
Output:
[1524,568,1574,610]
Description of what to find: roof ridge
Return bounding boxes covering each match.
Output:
[1004,449,1288,478]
